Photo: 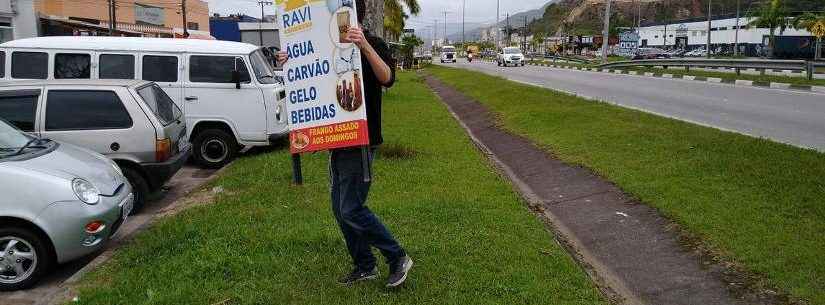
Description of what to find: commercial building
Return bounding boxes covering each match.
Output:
[35,0,212,39]
[637,14,815,57]
[210,14,280,48]
[0,0,39,43]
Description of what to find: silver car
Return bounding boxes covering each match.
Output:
[0,119,133,291]
[0,80,191,213]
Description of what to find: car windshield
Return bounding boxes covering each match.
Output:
[250,49,280,84]
[0,119,34,158]
[504,48,521,54]
[443,47,455,53]
[137,84,183,126]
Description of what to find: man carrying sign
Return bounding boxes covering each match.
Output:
[277,0,412,288]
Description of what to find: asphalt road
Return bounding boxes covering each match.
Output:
[437,60,825,151]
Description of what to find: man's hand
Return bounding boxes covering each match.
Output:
[344,27,369,50]
[276,51,288,66]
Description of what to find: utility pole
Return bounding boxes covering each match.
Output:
[601,0,612,63]
[443,11,450,45]
[434,19,438,48]
[505,13,510,47]
[257,1,274,46]
[734,0,740,56]
[496,0,500,48]
[706,0,712,58]
[108,0,114,35]
[462,0,466,45]
[523,16,527,52]
[181,0,189,38]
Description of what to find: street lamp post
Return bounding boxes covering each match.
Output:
[707,0,712,58]
[734,0,740,56]
[601,0,612,63]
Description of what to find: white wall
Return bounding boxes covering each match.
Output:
[638,17,812,47]
[0,0,39,43]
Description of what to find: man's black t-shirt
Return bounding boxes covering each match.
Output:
[360,31,395,146]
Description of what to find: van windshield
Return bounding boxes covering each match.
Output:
[250,50,280,84]
[442,47,455,53]
[137,84,182,126]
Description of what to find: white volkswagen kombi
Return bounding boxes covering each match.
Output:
[0,37,289,168]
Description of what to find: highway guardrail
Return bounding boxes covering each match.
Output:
[598,59,824,80]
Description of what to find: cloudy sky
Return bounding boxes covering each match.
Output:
[208,0,549,32]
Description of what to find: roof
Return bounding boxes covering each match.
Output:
[0,79,150,88]
[0,36,260,54]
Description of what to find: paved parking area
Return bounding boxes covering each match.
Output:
[0,165,219,305]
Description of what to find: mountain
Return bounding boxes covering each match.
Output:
[446,1,559,42]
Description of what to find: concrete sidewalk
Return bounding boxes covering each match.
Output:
[422,74,779,305]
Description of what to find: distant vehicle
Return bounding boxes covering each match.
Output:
[0,37,289,169]
[440,46,457,63]
[685,48,708,57]
[497,47,525,67]
[0,80,191,213]
[633,48,670,60]
[0,118,133,291]
[667,49,687,58]
[770,36,819,59]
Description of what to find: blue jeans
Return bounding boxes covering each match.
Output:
[330,147,406,271]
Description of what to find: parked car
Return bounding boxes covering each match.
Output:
[0,118,133,291]
[440,46,457,63]
[0,37,289,168]
[497,47,525,67]
[632,48,671,60]
[0,80,190,213]
[685,48,708,57]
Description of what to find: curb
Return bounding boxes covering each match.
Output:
[526,61,825,94]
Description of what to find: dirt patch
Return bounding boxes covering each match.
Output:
[379,143,419,160]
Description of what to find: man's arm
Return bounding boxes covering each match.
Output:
[345,27,394,87]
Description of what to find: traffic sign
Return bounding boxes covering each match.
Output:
[812,21,825,38]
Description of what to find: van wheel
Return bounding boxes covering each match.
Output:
[193,129,237,169]
[122,167,149,214]
[0,227,52,291]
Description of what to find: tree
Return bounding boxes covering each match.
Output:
[362,0,385,38]
[384,0,421,41]
[793,11,825,60]
[748,0,791,58]
[398,34,423,68]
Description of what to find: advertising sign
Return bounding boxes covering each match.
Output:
[618,31,640,57]
[135,4,165,26]
[277,0,369,154]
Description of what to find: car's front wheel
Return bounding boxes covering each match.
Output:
[192,129,238,169]
[0,227,52,291]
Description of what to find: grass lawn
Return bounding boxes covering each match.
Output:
[426,65,825,305]
[70,72,607,305]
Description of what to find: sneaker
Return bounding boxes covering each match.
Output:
[386,256,413,288]
[338,267,379,285]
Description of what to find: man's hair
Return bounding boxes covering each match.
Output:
[355,0,366,24]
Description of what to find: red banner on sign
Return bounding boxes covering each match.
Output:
[290,120,370,153]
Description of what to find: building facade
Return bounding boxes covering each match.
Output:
[35,0,211,39]
[0,0,39,43]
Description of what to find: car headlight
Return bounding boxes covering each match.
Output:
[72,179,101,205]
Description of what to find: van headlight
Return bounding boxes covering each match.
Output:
[72,179,101,205]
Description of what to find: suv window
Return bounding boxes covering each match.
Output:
[0,51,5,78]
[12,52,47,79]
[190,55,251,83]
[142,55,178,82]
[100,54,135,79]
[55,53,91,79]
[137,84,182,126]
[45,90,133,131]
[0,91,39,132]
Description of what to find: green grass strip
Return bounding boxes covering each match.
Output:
[70,72,607,305]
[427,65,825,305]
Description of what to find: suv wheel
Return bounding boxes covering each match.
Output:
[193,129,237,169]
[122,167,149,214]
[0,227,52,291]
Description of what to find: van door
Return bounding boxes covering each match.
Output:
[184,54,266,142]
[140,54,184,110]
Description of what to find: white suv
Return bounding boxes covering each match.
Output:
[497,47,525,67]
[440,46,457,63]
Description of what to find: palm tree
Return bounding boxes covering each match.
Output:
[384,0,421,41]
[748,0,792,58]
[793,12,825,60]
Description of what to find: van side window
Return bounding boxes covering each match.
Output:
[11,52,47,79]
[142,55,178,82]
[189,56,251,83]
[99,54,135,79]
[0,51,5,78]
[0,91,40,132]
[55,53,91,79]
[45,90,133,131]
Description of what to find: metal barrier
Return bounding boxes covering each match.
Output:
[598,59,824,80]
